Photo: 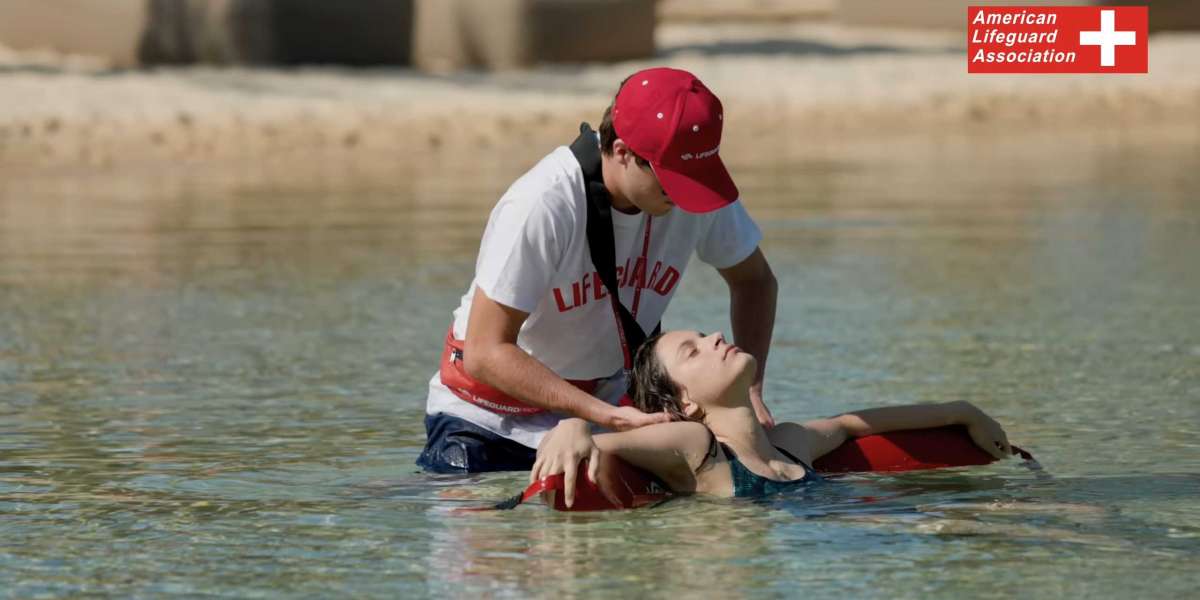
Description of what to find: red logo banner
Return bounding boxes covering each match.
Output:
[967,6,1148,73]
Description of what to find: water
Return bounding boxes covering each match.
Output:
[1,126,1198,598]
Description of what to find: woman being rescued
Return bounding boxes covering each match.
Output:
[532,330,1014,506]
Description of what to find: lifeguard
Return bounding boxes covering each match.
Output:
[417,67,779,474]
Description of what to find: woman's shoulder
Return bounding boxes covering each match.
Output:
[635,420,712,454]
[592,420,716,492]
[593,419,711,453]
[617,420,713,465]
[638,420,719,492]
[655,419,712,441]
[644,419,709,435]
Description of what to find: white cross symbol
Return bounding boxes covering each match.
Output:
[1079,9,1137,68]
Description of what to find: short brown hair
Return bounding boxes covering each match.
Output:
[599,78,650,168]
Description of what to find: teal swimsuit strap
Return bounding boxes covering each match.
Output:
[717,439,821,498]
[772,444,811,470]
[697,427,722,472]
[696,427,821,497]
[702,427,814,470]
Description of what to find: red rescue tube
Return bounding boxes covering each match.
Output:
[517,459,671,512]
[517,425,1033,511]
[814,424,1014,473]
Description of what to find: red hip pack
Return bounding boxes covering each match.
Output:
[439,327,600,416]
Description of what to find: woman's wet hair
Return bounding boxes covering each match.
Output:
[629,332,688,421]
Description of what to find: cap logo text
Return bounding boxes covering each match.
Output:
[680,145,720,161]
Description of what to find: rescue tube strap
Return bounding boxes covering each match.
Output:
[440,327,600,415]
[570,123,661,374]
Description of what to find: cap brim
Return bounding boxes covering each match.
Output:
[653,157,739,214]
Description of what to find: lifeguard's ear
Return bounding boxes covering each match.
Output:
[611,139,633,167]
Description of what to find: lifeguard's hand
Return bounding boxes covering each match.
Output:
[959,402,1011,460]
[608,406,671,431]
[749,383,776,429]
[531,419,619,508]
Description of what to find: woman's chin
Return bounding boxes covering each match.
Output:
[736,352,757,374]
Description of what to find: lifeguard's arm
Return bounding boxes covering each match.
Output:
[464,287,669,430]
[768,401,1012,462]
[717,247,778,428]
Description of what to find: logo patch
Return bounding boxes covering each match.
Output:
[967,6,1147,74]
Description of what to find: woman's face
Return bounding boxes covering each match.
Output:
[655,330,756,408]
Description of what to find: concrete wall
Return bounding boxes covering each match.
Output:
[837,0,1200,31]
[138,0,414,65]
[413,0,656,72]
[659,0,834,22]
[0,0,414,67]
[0,0,146,67]
[270,0,413,65]
[0,0,653,70]
[1142,0,1200,31]
[137,0,276,65]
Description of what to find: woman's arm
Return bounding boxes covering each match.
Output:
[771,401,1012,462]
[533,418,712,505]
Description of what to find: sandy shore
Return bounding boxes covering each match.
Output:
[2,23,1198,173]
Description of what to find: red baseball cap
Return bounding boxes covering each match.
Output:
[613,67,738,214]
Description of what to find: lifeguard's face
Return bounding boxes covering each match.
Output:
[612,139,675,217]
[655,330,756,410]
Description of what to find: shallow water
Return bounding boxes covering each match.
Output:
[2,126,1198,598]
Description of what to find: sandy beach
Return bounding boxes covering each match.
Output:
[2,22,1198,174]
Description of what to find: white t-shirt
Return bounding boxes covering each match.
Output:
[425,142,762,448]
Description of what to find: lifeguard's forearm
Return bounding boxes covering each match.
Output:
[729,273,777,386]
[465,342,615,425]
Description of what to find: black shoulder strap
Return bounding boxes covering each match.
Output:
[568,123,660,365]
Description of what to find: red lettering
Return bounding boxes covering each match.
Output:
[554,287,574,312]
[556,263,677,312]
[630,258,646,290]
[646,261,663,291]
[653,266,680,295]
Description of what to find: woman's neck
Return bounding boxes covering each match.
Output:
[703,404,776,460]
